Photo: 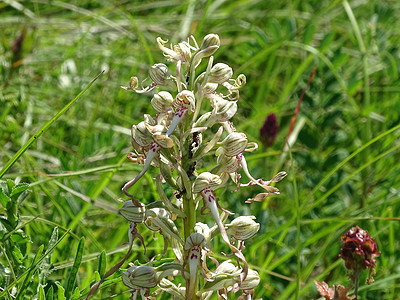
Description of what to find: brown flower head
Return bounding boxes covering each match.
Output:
[340,226,380,283]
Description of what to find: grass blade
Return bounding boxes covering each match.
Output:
[66,237,85,299]
[0,71,104,179]
[98,250,107,278]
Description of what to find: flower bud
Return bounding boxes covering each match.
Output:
[131,121,153,148]
[199,34,220,57]
[211,96,237,122]
[145,208,173,231]
[173,90,195,112]
[149,63,173,87]
[191,34,220,67]
[226,216,260,241]
[122,265,158,289]
[240,268,260,290]
[217,132,248,157]
[194,112,212,127]
[208,63,233,84]
[215,260,240,275]
[201,273,237,292]
[203,82,218,94]
[184,232,207,251]
[193,172,222,193]
[119,200,146,223]
[217,154,241,173]
[151,91,174,113]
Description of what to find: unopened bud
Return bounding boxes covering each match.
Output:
[217,132,247,157]
[184,232,207,251]
[201,273,237,293]
[151,91,174,113]
[212,96,237,122]
[203,82,218,94]
[226,216,260,241]
[215,260,240,275]
[119,200,146,223]
[131,121,153,148]
[217,154,241,173]
[240,268,260,290]
[122,265,158,289]
[149,63,173,87]
[192,34,220,67]
[199,34,220,57]
[193,172,222,193]
[208,63,233,84]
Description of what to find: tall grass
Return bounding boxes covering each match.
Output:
[1,0,399,299]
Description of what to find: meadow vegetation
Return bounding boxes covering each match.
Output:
[1,0,400,299]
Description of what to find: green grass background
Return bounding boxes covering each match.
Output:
[1,0,400,299]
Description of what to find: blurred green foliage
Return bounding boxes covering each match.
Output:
[1,0,400,299]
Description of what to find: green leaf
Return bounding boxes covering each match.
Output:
[12,245,23,264]
[0,217,14,232]
[0,190,10,208]
[55,281,66,300]
[46,286,54,300]
[303,23,315,45]
[66,237,85,299]
[48,227,59,251]
[319,32,335,52]
[38,227,58,284]
[6,199,18,229]
[0,180,9,195]
[10,183,30,199]
[10,232,30,244]
[6,180,15,194]
[38,285,45,300]
[94,270,101,282]
[71,286,81,300]
[16,244,44,299]
[98,250,107,278]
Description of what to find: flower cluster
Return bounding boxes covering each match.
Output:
[315,226,380,300]
[259,113,278,147]
[340,226,380,284]
[110,34,285,300]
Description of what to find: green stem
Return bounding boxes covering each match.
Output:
[354,268,360,300]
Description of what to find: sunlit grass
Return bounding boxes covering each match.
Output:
[1,0,400,299]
